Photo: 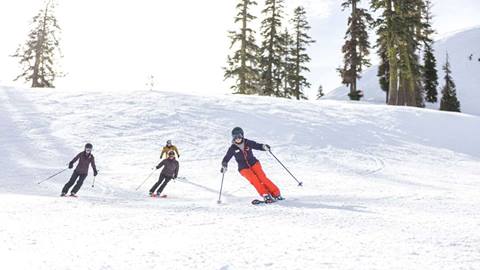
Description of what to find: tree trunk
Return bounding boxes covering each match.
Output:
[240,0,247,94]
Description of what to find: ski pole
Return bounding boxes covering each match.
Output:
[268,150,303,186]
[37,168,68,184]
[217,172,225,204]
[91,176,96,188]
[135,168,157,191]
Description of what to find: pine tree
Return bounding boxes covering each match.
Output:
[279,28,295,98]
[12,0,62,88]
[372,0,425,107]
[440,54,461,112]
[339,0,373,101]
[377,43,390,103]
[259,0,285,96]
[224,0,261,95]
[316,85,325,99]
[422,0,438,103]
[290,6,315,100]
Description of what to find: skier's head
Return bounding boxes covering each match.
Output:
[85,143,93,153]
[166,140,172,146]
[167,150,175,159]
[231,127,244,143]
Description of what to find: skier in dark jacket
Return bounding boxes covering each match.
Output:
[61,143,98,197]
[221,127,283,203]
[149,151,179,197]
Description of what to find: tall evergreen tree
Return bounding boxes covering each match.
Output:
[440,54,461,112]
[339,0,373,101]
[259,0,285,96]
[12,0,62,88]
[290,6,315,100]
[224,0,261,95]
[377,43,390,103]
[372,0,425,107]
[422,0,438,103]
[279,28,295,98]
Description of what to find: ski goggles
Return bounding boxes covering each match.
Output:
[232,134,243,140]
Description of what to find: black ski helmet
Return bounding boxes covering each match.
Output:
[231,127,244,138]
[168,150,175,157]
[85,143,93,149]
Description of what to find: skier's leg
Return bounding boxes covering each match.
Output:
[157,177,172,195]
[62,172,79,194]
[149,174,165,194]
[71,174,87,194]
[251,162,281,197]
[240,168,269,196]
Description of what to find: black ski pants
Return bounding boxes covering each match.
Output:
[149,174,172,194]
[62,171,87,194]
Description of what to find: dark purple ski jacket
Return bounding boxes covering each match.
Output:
[222,139,265,171]
[156,158,179,178]
[70,152,97,175]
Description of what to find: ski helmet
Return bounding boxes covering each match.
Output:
[166,140,172,146]
[231,127,244,138]
[85,143,93,149]
[168,150,175,157]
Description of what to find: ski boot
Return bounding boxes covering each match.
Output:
[273,195,285,201]
[69,193,78,197]
[263,194,274,204]
[60,193,66,197]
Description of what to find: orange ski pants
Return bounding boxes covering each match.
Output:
[240,162,280,197]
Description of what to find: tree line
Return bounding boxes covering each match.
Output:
[225,0,461,111]
[12,0,462,112]
[224,0,315,100]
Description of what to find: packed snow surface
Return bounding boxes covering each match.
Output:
[1,86,480,270]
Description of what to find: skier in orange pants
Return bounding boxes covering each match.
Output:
[221,127,284,203]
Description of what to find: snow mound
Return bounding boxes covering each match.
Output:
[1,86,480,269]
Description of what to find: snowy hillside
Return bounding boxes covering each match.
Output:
[326,27,480,115]
[1,85,480,269]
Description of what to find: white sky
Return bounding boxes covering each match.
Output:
[0,0,479,97]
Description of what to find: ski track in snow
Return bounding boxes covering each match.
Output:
[1,87,480,269]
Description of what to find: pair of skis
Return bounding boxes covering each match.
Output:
[150,194,167,198]
[251,198,284,205]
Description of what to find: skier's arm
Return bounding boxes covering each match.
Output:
[69,153,80,168]
[174,146,180,158]
[174,162,179,178]
[222,147,235,166]
[91,156,98,176]
[221,147,234,173]
[156,160,166,170]
[248,140,267,151]
[160,148,166,159]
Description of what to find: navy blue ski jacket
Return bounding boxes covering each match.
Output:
[222,139,265,171]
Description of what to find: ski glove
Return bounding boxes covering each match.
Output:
[93,170,98,176]
[220,166,227,173]
[68,162,73,169]
[262,144,271,151]
[156,165,161,170]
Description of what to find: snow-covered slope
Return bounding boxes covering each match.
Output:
[1,86,480,269]
[326,27,480,115]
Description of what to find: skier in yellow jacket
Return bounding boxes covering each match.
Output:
[160,140,180,159]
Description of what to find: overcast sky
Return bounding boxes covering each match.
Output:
[0,0,479,97]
